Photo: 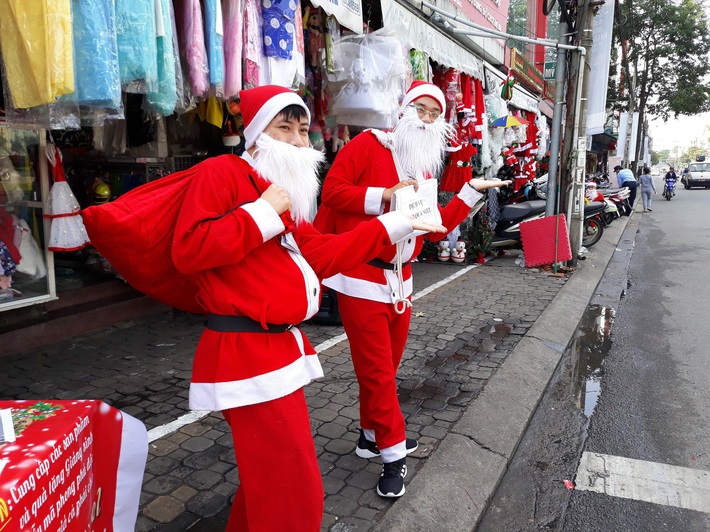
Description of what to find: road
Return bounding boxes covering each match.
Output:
[478,181,710,531]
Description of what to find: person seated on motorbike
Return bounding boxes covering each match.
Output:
[664,167,678,196]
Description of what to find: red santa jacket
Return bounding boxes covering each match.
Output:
[172,154,413,411]
[313,130,482,303]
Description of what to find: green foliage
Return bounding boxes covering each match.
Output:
[466,210,494,255]
[623,0,710,120]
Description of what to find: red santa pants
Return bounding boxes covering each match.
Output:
[222,388,323,531]
[337,293,411,461]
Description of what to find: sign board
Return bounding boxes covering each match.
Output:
[391,180,441,237]
[510,48,544,93]
[310,0,363,34]
[586,0,615,135]
[544,61,556,80]
[447,0,510,34]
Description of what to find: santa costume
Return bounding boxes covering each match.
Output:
[169,85,420,530]
[314,81,483,497]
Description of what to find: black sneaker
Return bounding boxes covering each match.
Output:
[355,430,419,459]
[377,458,407,497]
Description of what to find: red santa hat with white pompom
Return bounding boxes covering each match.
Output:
[240,85,311,149]
[401,81,446,113]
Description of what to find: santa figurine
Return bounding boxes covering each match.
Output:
[437,240,451,261]
[451,239,467,263]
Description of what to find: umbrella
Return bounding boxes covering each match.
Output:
[490,115,529,128]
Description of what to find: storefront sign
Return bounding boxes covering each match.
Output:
[510,49,544,93]
[544,61,556,80]
[447,0,509,34]
[382,0,484,79]
[310,0,363,34]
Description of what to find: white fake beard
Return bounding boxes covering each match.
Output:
[251,133,325,224]
[392,106,453,181]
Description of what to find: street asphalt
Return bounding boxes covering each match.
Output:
[1,207,633,531]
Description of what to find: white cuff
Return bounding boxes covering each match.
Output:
[457,183,484,208]
[365,187,386,215]
[378,211,416,244]
[240,198,286,242]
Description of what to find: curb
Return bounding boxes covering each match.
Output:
[374,211,635,532]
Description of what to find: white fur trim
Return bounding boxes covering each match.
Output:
[380,440,408,462]
[378,211,415,244]
[189,349,324,410]
[244,92,310,149]
[240,198,286,242]
[457,185,484,208]
[113,413,148,531]
[365,187,386,215]
[323,273,413,303]
[402,84,446,113]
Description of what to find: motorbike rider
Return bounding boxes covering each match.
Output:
[664,167,678,196]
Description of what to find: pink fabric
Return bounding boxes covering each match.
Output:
[223,0,244,99]
[243,0,266,88]
[178,0,209,98]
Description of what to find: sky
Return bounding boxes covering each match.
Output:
[648,113,710,153]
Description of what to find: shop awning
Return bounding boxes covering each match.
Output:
[381,0,485,79]
[310,0,363,34]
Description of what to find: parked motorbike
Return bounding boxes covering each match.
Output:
[582,201,606,247]
[598,187,631,225]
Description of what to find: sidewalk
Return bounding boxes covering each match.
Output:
[1,213,631,531]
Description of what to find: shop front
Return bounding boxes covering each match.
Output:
[0,0,549,343]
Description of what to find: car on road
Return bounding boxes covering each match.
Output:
[681,162,710,189]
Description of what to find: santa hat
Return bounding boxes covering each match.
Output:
[401,81,446,114]
[240,85,310,149]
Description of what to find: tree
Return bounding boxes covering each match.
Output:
[618,0,710,172]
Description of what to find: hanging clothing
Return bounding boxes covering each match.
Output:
[116,0,158,92]
[204,0,225,95]
[243,0,268,88]
[222,0,244,99]
[261,0,297,59]
[0,0,74,108]
[44,146,91,253]
[0,241,17,278]
[175,0,210,98]
[72,0,122,109]
[147,0,178,114]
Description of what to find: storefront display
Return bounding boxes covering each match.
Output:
[0,128,54,311]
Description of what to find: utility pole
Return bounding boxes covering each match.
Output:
[560,0,594,263]
[544,16,571,218]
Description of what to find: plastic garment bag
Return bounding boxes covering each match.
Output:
[222,0,244,99]
[204,0,225,96]
[0,0,74,108]
[71,0,122,109]
[176,0,210,98]
[326,26,409,129]
[147,0,178,115]
[116,0,158,92]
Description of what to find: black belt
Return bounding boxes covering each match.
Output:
[367,258,410,271]
[207,314,295,333]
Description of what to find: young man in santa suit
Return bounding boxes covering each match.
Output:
[171,85,446,531]
[314,81,511,498]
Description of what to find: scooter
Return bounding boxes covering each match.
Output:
[663,177,677,200]
[488,199,547,250]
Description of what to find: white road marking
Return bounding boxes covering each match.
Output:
[576,452,710,514]
[148,263,481,443]
[147,410,210,443]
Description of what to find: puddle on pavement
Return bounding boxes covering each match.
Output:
[570,304,615,418]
